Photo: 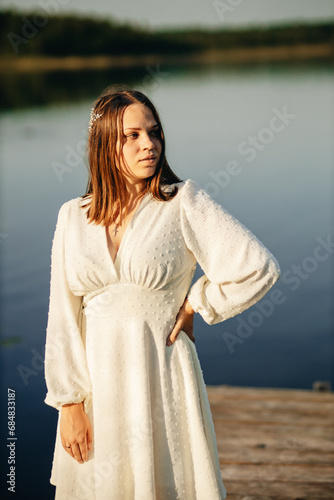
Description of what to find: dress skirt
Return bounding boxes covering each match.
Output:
[50,283,227,499]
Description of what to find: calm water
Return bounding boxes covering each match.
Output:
[0,61,333,499]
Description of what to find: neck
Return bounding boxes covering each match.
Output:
[113,179,148,224]
[124,179,147,201]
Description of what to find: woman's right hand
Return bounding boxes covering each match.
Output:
[60,401,93,464]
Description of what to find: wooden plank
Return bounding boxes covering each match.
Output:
[213,414,334,426]
[211,396,333,416]
[206,385,334,499]
[214,424,333,445]
[207,385,334,402]
[224,481,334,499]
[221,463,334,482]
[218,447,334,466]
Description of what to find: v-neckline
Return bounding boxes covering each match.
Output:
[104,190,151,267]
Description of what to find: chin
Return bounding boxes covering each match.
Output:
[140,167,157,178]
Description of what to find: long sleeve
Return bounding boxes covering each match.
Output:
[44,202,92,413]
[181,179,281,325]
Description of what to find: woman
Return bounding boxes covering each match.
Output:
[44,86,281,500]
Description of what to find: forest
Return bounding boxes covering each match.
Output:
[1,10,333,57]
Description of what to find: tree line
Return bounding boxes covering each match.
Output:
[1,10,333,57]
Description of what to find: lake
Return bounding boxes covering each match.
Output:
[0,60,333,499]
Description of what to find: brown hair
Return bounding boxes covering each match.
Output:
[81,85,182,227]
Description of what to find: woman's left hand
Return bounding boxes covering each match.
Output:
[166,298,195,345]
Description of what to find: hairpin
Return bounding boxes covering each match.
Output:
[88,108,103,132]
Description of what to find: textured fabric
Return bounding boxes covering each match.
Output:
[44,178,280,500]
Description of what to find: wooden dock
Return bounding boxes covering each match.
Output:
[207,385,334,500]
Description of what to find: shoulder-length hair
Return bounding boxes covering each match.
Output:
[81,85,182,226]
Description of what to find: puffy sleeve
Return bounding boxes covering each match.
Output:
[180,179,281,325]
[44,202,92,413]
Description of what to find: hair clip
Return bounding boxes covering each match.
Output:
[88,108,103,132]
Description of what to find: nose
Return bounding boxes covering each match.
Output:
[141,132,155,150]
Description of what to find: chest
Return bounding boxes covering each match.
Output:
[66,194,197,291]
[105,223,127,263]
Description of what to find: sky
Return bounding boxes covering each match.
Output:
[1,0,334,29]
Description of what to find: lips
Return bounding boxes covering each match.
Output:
[140,156,156,161]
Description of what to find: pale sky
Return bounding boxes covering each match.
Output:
[1,0,334,29]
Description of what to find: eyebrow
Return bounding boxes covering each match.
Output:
[124,124,159,131]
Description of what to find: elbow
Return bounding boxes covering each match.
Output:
[256,254,281,289]
[271,258,281,283]
[264,256,281,289]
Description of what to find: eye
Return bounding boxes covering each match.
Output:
[126,132,138,139]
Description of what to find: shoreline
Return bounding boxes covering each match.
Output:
[2,43,333,73]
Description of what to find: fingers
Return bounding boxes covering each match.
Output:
[61,439,75,460]
[87,421,93,451]
[167,328,195,345]
[67,448,75,460]
[166,321,180,345]
[166,299,195,346]
[60,403,92,463]
[167,306,184,345]
[166,334,173,346]
[61,437,88,464]
[166,315,195,345]
[72,442,86,464]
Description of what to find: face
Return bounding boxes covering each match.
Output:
[117,103,162,184]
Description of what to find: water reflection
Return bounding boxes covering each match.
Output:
[1,58,330,110]
[0,59,333,500]
[0,66,145,110]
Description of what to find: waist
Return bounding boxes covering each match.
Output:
[82,283,185,319]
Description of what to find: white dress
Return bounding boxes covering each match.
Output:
[44,178,280,500]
